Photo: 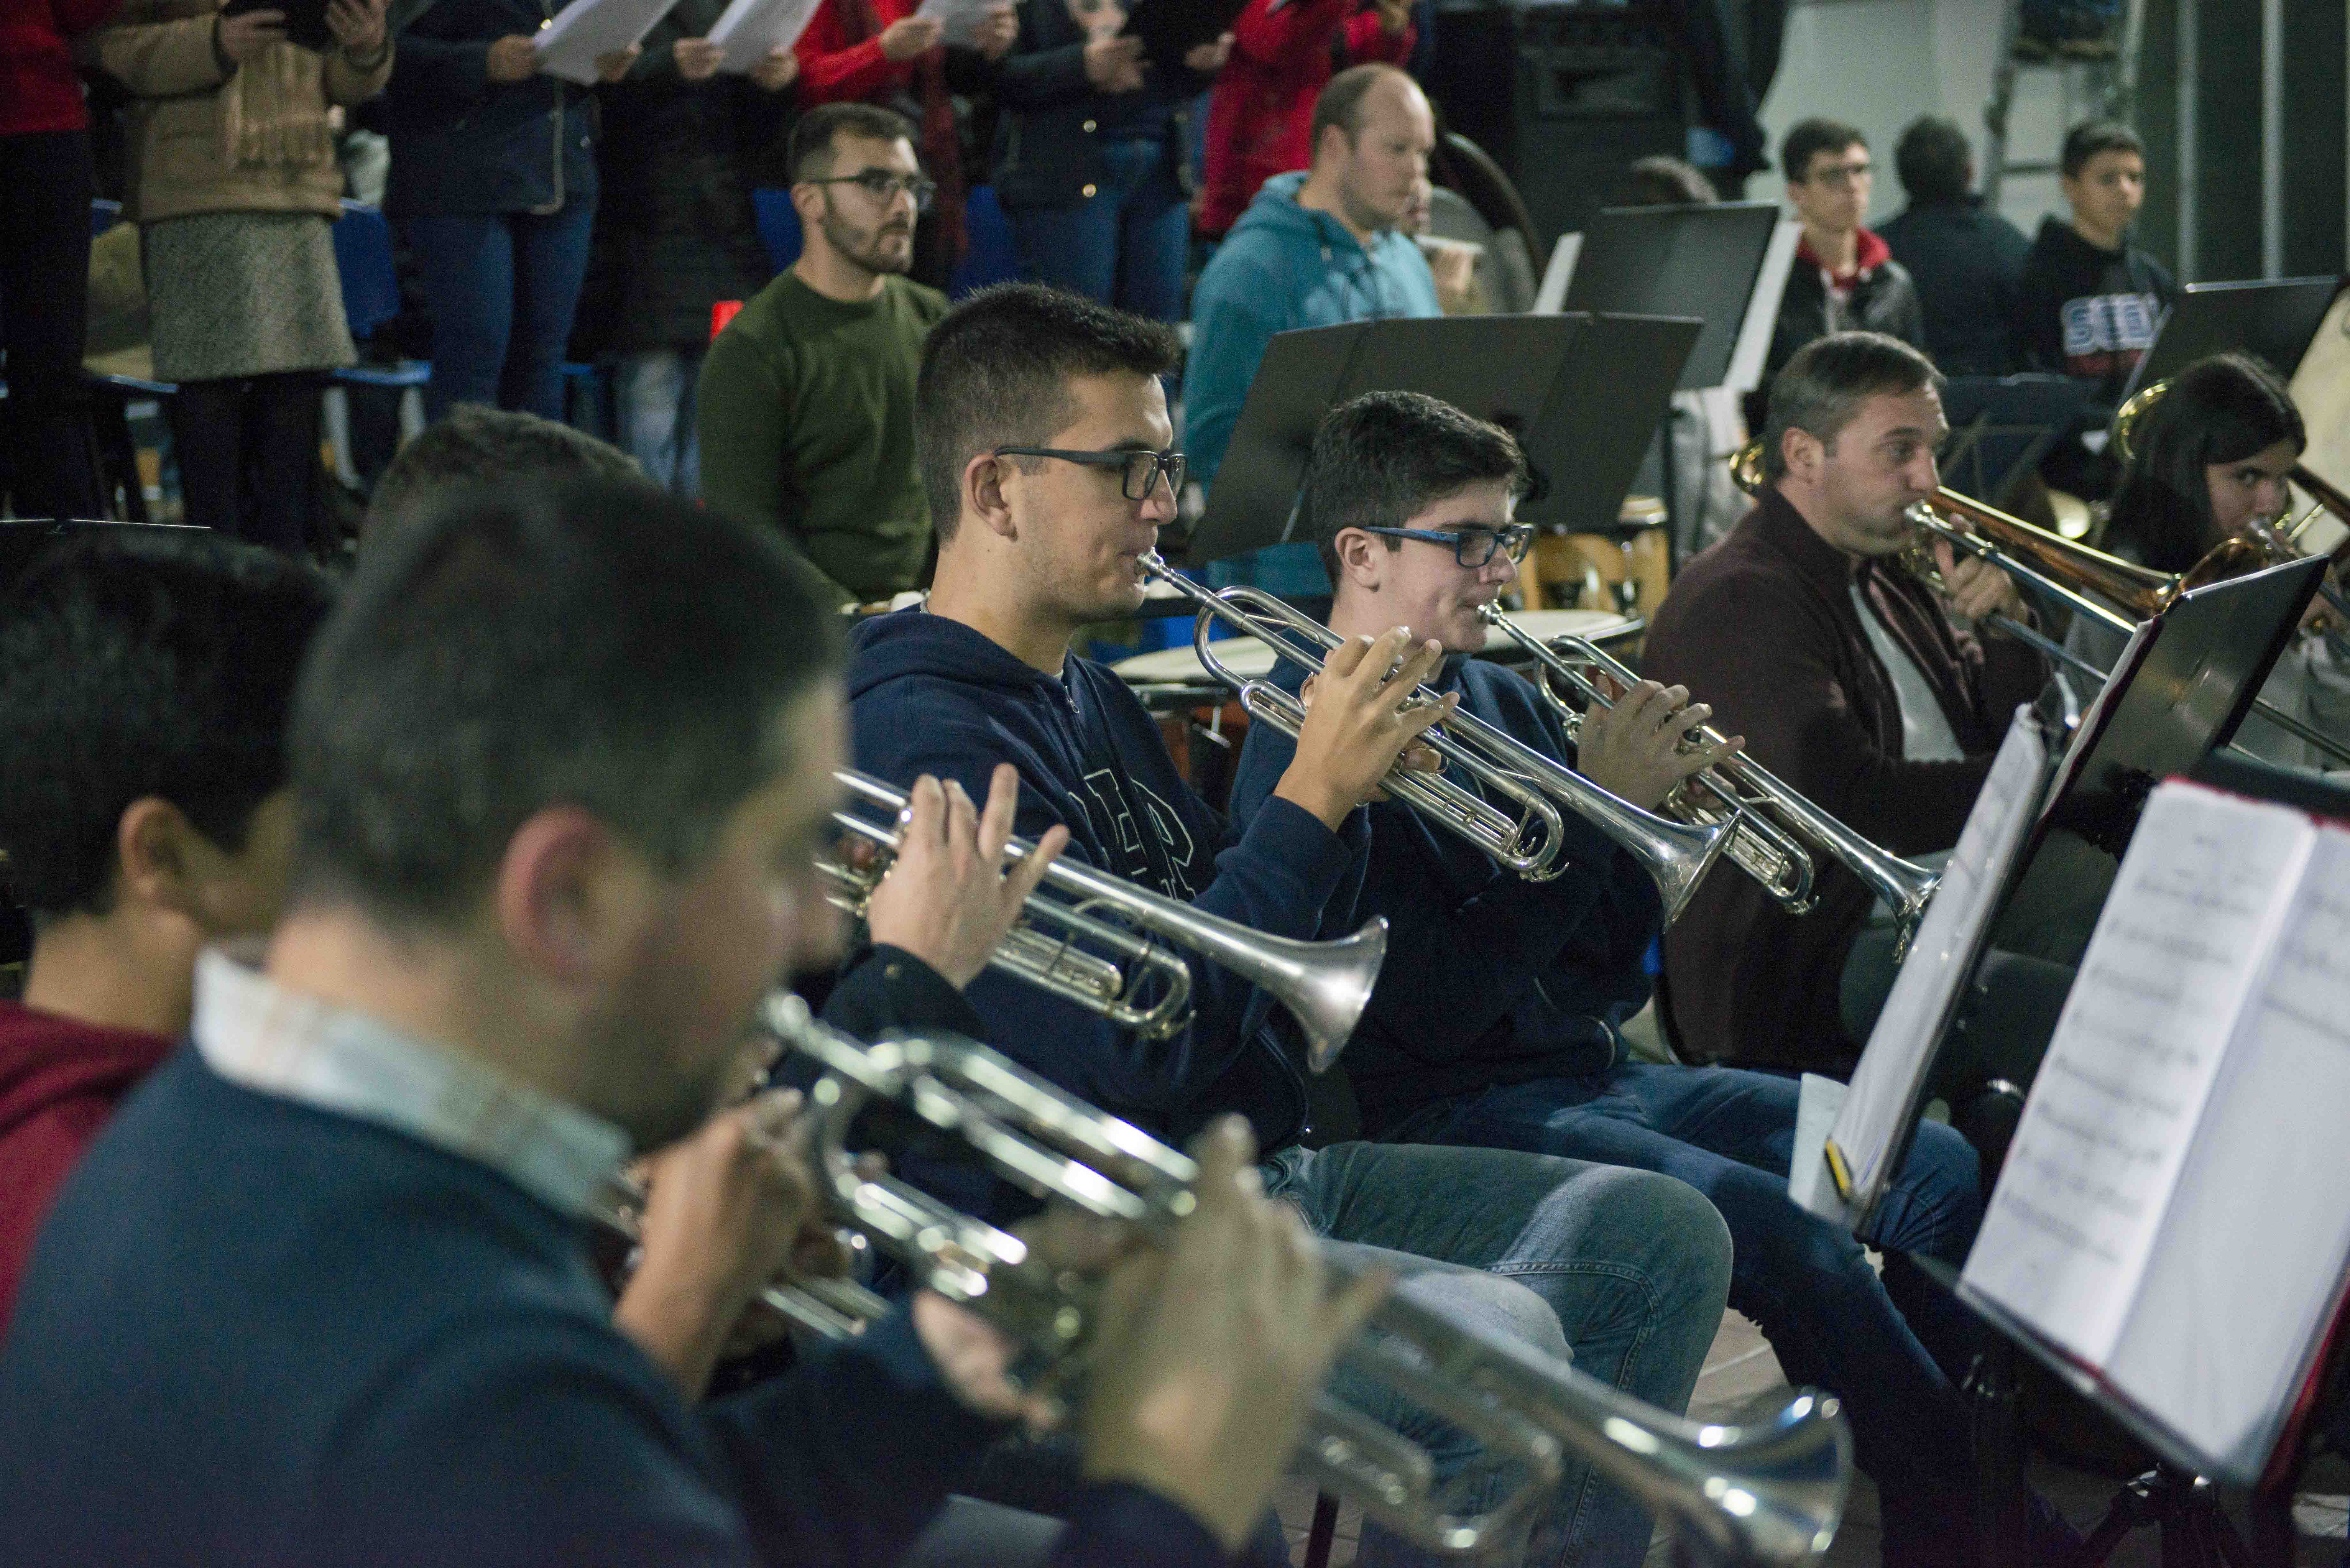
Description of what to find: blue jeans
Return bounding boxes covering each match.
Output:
[1262,1139,1730,1568]
[614,349,701,496]
[1003,138,1189,323]
[1389,1061,1987,1562]
[405,201,597,423]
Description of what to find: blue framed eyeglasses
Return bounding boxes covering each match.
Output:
[1361,524,1535,568]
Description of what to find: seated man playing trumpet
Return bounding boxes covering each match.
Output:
[845,283,1733,1568]
[1642,331,2059,1084]
[0,480,1379,1568]
[1227,389,2072,1568]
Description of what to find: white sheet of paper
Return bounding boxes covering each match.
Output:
[1531,232,1581,315]
[1722,218,1803,393]
[1818,707,2046,1223]
[2109,824,2350,1481]
[1787,1073,1848,1218]
[532,0,679,85]
[705,0,821,72]
[1962,783,2314,1369]
[914,0,997,46]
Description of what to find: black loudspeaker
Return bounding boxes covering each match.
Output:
[1426,1,1690,251]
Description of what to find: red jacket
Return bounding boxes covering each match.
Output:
[793,0,916,106]
[1,0,122,134]
[1196,0,1412,238]
[0,1000,173,1331]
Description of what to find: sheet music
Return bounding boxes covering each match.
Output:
[1808,707,2046,1225]
[2108,823,2350,1481]
[705,0,821,71]
[531,0,679,84]
[913,0,997,45]
[1963,783,2314,1368]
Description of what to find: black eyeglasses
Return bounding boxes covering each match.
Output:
[1362,524,1535,568]
[994,446,1187,502]
[805,171,938,211]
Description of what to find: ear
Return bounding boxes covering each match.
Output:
[114,796,201,920]
[1314,122,1349,170]
[1330,527,1388,594]
[790,180,824,228]
[1780,426,1824,486]
[493,807,658,990]
[963,451,1019,542]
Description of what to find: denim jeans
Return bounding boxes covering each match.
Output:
[405,200,597,423]
[615,349,702,496]
[1388,1061,1988,1564]
[1262,1139,1731,1568]
[1002,138,1190,323]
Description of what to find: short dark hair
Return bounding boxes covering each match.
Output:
[2108,352,2304,574]
[1782,118,1866,183]
[290,481,842,926]
[2062,118,2143,178]
[370,407,641,536]
[0,531,334,920]
[1761,331,1945,484]
[915,284,1183,540]
[1895,116,1973,205]
[1623,155,1717,207]
[1305,391,1529,581]
[1309,63,1414,156]
[790,103,917,183]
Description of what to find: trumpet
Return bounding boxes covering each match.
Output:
[822,769,1386,1074]
[1477,606,1941,943]
[763,992,1854,1564]
[1136,553,1739,925]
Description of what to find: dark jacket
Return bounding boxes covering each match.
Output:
[0,1044,1224,1568]
[1230,656,1662,1135]
[1764,227,1927,387]
[1639,489,2049,1073]
[574,0,783,355]
[845,608,1369,1153]
[2013,216,2175,405]
[384,0,599,216]
[1877,199,2033,377]
[987,0,1213,211]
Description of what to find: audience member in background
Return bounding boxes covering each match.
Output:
[366,403,640,536]
[90,0,392,550]
[698,105,946,609]
[2083,352,2349,773]
[1185,64,1438,593]
[1195,0,1412,241]
[1,0,116,520]
[384,0,637,423]
[989,0,1229,322]
[577,8,800,496]
[793,0,1015,290]
[1624,153,1716,207]
[0,533,331,1331]
[2014,119,2174,497]
[1762,119,1925,398]
[1877,117,2030,378]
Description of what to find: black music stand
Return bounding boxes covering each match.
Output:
[1938,374,2090,509]
[1187,312,1701,569]
[1559,203,1783,392]
[2123,276,2344,398]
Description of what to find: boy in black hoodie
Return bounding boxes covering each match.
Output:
[847,284,1733,1568]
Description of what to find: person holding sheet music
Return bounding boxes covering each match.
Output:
[2078,351,2350,774]
[1226,389,2081,1568]
[384,0,637,423]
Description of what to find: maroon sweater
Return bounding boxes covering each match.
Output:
[1640,488,2048,1073]
[0,1000,173,1333]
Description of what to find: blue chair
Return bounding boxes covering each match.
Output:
[948,186,1020,298]
[752,187,803,275]
[90,198,122,236]
[79,196,174,519]
[325,200,430,487]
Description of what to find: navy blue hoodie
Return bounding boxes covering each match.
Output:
[1231,655,1661,1135]
[846,609,1368,1152]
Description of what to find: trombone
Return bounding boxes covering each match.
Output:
[762,991,1854,1564]
[1136,553,1739,925]
[1477,605,1941,944]
[822,769,1386,1074]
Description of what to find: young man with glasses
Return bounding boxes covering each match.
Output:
[1230,390,2076,1567]
[849,284,1735,1568]
[1762,119,1927,403]
[697,103,950,610]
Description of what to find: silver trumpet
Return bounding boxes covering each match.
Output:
[822,769,1386,1074]
[762,993,1854,1564]
[1478,606,1941,946]
[1138,553,1737,924]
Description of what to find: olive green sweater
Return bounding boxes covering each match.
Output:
[696,270,947,606]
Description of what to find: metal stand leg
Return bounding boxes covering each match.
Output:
[1966,1341,2033,1567]
[1301,1491,1340,1568]
[2078,1465,2254,1568]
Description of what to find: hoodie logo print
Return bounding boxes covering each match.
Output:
[1079,769,1200,899]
